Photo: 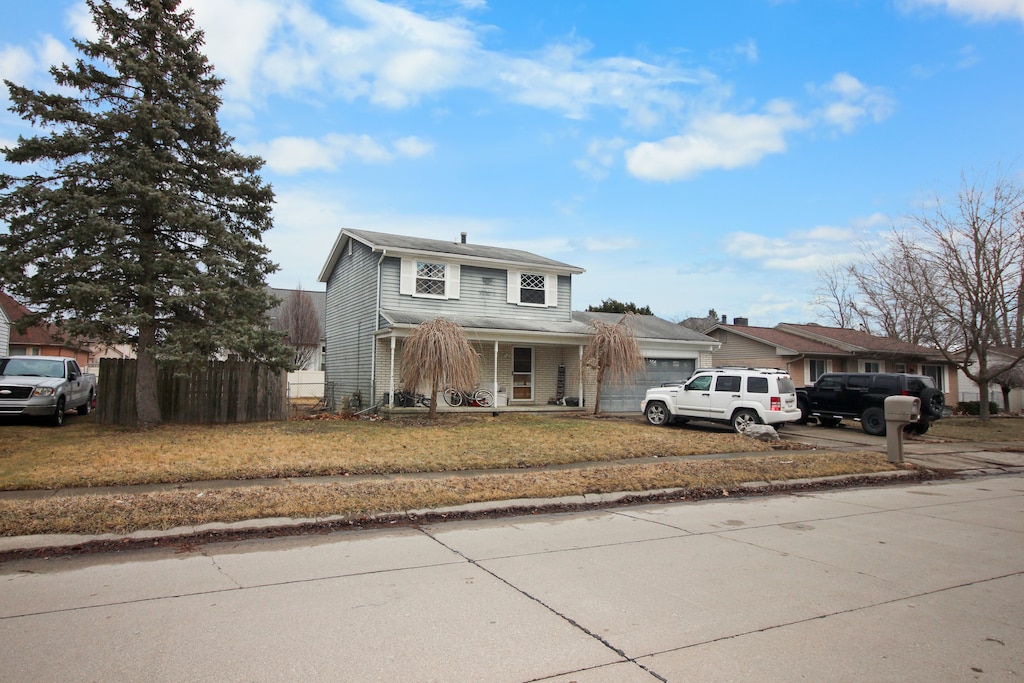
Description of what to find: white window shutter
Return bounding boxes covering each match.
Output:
[400,258,415,295]
[446,264,461,299]
[545,274,558,307]
[507,271,520,304]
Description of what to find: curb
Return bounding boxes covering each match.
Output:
[0,468,940,559]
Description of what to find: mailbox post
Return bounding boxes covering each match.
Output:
[883,395,920,463]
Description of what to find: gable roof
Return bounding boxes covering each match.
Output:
[319,229,584,282]
[574,311,715,343]
[777,322,946,359]
[0,291,89,350]
[708,323,846,356]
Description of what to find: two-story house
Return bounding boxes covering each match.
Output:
[318,229,717,411]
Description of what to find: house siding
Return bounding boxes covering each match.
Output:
[710,331,789,370]
[324,239,379,408]
[0,307,9,356]
[380,258,574,323]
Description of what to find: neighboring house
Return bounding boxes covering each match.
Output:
[957,347,1024,413]
[318,229,718,412]
[266,287,327,372]
[705,320,959,402]
[0,291,92,366]
[0,297,9,356]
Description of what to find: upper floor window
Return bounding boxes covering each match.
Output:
[400,259,460,300]
[507,271,557,307]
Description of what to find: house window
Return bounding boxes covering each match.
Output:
[507,271,556,307]
[895,362,907,373]
[400,259,460,299]
[922,364,945,391]
[520,273,546,304]
[861,361,881,373]
[416,262,446,296]
[808,359,827,382]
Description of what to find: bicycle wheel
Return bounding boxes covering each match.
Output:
[473,389,494,407]
[443,388,463,406]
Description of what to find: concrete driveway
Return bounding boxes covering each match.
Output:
[2,474,1022,682]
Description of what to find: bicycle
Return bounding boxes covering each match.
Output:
[391,390,432,408]
[442,386,495,407]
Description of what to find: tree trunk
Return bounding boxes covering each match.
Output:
[428,385,439,420]
[135,326,162,428]
[592,367,605,416]
[977,378,991,420]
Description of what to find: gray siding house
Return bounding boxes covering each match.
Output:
[0,297,9,356]
[318,229,717,411]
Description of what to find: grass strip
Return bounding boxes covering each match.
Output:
[0,452,896,536]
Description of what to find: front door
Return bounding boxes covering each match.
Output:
[512,347,533,402]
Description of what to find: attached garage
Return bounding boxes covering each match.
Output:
[599,357,697,413]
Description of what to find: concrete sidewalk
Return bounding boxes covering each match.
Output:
[1,474,1022,681]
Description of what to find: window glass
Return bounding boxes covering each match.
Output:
[520,273,546,304]
[921,365,944,391]
[777,377,795,393]
[808,359,827,382]
[687,375,713,391]
[715,375,741,392]
[872,375,898,392]
[848,375,871,389]
[817,376,842,390]
[863,361,880,373]
[415,262,446,296]
[746,377,769,393]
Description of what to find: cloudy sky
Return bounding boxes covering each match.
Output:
[2,0,1023,325]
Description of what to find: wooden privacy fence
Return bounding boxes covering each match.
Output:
[96,359,288,425]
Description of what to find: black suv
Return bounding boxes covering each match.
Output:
[796,372,946,435]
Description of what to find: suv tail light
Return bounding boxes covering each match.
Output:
[770,396,781,411]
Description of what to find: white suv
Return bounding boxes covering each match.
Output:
[641,367,802,433]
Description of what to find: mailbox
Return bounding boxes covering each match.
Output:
[883,395,920,464]
[884,395,920,423]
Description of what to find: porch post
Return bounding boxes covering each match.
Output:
[389,336,396,406]
[578,344,585,407]
[493,341,499,401]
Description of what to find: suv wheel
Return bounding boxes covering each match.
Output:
[645,401,671,426]
[919,388,945,419]
[861,407,886,436]
[731,409,760,433]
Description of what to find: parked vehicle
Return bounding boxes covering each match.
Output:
[641,367,802,433]
[795,372,945,436]
[0,356,97,426]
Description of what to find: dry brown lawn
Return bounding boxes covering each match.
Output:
[927,415,1024,441]
[0,411,960,537]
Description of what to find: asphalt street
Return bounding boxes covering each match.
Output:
[2,472,1022,682]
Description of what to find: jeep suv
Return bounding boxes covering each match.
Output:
[796,372,946,436]
[641,367,802,433]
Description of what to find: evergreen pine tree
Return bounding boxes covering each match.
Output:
[0,0,290,426]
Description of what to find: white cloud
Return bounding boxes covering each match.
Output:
[899,0,1024,24]
[722,225,861,273]
[574,137,627,180]
[249,132,431,174]
[814,72,895,132]
[624,100,806,181]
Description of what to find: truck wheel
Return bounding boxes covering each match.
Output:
[731,409,760,433]
[50,397,66,427]
[919,388,944,419]
[797,398,810,424]
[644,401,671,426]
[861,407,886,436]
[77,391,93,416]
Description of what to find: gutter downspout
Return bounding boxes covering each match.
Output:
[374,250,386,404]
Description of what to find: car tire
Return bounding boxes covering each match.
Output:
[50,397,66,427]
[731,409,760,433]
[919,388,944,419]
[861,407,886,436]
[904,420,930,435]
[644,401,671,426]
[77,391,93,416]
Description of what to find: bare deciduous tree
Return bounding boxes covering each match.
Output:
[870,171,1024,419]
[273,289,322,370]
[813,263,866,330]
[583,314,645,416]
[401,318,480,418]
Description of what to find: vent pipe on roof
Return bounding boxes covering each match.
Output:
[460,232,467,244]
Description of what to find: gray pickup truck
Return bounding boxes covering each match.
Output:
[0,356,97,426]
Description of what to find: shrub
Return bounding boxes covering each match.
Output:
[956,400,1000,416]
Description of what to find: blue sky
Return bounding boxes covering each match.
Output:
[2,0,1023,325]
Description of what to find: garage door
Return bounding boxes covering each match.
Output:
[599,358,696,413]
